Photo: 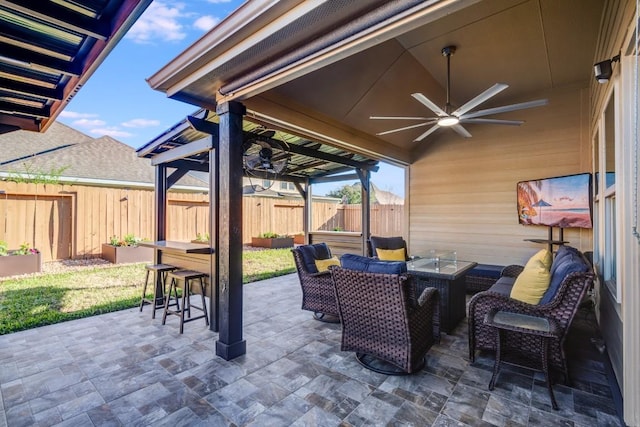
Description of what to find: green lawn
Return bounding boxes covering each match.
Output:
[0,248,295,334]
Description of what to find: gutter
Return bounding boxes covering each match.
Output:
[0,172,208,193]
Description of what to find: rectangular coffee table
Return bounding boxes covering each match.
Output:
[407,258,477,333]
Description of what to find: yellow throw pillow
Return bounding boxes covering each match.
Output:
[315,256,340,272]
[510,258,552,304]
[526,249,552,270]
[376,248,406,261]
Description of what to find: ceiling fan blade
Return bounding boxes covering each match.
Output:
[376,121,436,136]
[411,93,447,117]
[452,83,508,117]
[370,116,433,120]
[414,123,440,141]
[461,99,549,119]
[451,124,472,138]
[461,118,524,126]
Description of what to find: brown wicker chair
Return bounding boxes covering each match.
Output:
[330,265,439,374]
[468,264,594,378]
[367,235,409,260]
[292,244,339,322]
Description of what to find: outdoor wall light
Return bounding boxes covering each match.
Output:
[594,54,620,83]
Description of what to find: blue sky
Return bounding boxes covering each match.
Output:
[57,0,405,197]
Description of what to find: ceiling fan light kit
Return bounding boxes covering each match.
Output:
[371,45,548,141]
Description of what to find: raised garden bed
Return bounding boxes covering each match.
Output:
[0,252,42,278]
[101,244,153,264]
[251,236,294,249]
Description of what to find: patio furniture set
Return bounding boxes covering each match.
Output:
[292,238,595,409]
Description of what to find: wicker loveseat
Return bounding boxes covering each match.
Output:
[468,245,594,378]
[291,243,339,321]
[330,254,439,374]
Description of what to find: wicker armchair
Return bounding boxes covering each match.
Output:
[367,235,409,260]
[468,268,594,377]
[292,244,339,322]
[330,266,439,374]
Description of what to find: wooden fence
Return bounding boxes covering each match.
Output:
[0,181,404,261]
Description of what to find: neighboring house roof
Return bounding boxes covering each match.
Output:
[0,122,206,189]
[0,121,92,166]
[371,183,403,205]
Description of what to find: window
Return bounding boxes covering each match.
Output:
[594,88,619,300]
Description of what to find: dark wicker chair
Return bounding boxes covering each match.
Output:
[367,235,409,260]
[292,244,339,322]
[330,266,439,374]
[468,266,594,378]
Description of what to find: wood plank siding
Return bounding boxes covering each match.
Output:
[409,86,593,266]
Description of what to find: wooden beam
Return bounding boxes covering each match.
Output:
[151,136,215,165]
[358,168,371,255]
[0,101,50,119]
[0,0,111,40]
[0,76,63,101]
[0,114,40,132]
[311,172,359,184]
[0,42,81,76]
[166,168,189,189]
[162,158,209,172]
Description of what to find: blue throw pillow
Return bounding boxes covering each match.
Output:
[550,245,581,277]
[297,243,331,273]
[540,251,588,305]
[340,253,407,275]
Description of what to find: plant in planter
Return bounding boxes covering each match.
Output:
[0,241,42,278]
[192,232,210,244]
[251,232,294,249]
[292,232,305,244]
[102,234,152,264]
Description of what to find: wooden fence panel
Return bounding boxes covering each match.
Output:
[342,204,405,236]
[0,181,405,261]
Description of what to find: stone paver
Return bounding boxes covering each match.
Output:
[0,274,622,426]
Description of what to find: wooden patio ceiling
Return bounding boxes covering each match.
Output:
[137,109,380,185]
[0,0,152,135]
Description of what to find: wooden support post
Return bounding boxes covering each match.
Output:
[215,101,246,360]
[208,147,218,332]
[303,179,311,244]
[357,169,371,256]
[154,165,167,296]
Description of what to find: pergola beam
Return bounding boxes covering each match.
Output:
[0,42,81,77]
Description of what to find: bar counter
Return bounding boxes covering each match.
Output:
[139,240,215,254]
[140,241,216,321]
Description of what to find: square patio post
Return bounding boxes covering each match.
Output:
[215,101,246,360]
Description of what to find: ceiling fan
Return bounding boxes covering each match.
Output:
[243,129,290,192]
[370,45,548,141]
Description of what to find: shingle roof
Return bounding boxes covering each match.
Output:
[0,122,206,188]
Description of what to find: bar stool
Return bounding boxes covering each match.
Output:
[140,264,177,319]
[162,270,209,333]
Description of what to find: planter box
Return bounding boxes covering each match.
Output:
[293,234,305,245]
[251,237,294,249]
[0,252,42,278]
[101,244,153,264]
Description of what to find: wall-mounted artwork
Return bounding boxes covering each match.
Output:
[517,173,592,228]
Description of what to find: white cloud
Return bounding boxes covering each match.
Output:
[193,15,220,32]
[126,1,187,44]
[73,118,106,127]
[90,128,133,138]
[121,118,161,128]
[59,111,98,119]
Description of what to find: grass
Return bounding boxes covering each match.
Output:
[0,248,295,335]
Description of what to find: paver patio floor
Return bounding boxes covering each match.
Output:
[0,273,622,426]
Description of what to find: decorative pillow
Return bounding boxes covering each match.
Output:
[376,248,406,261]
[540,250,589,305]
[297,243,331,273]
[314,256,340,272]
[340,253,407,275]
[510,258,552,304]
[526,249,552,271]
